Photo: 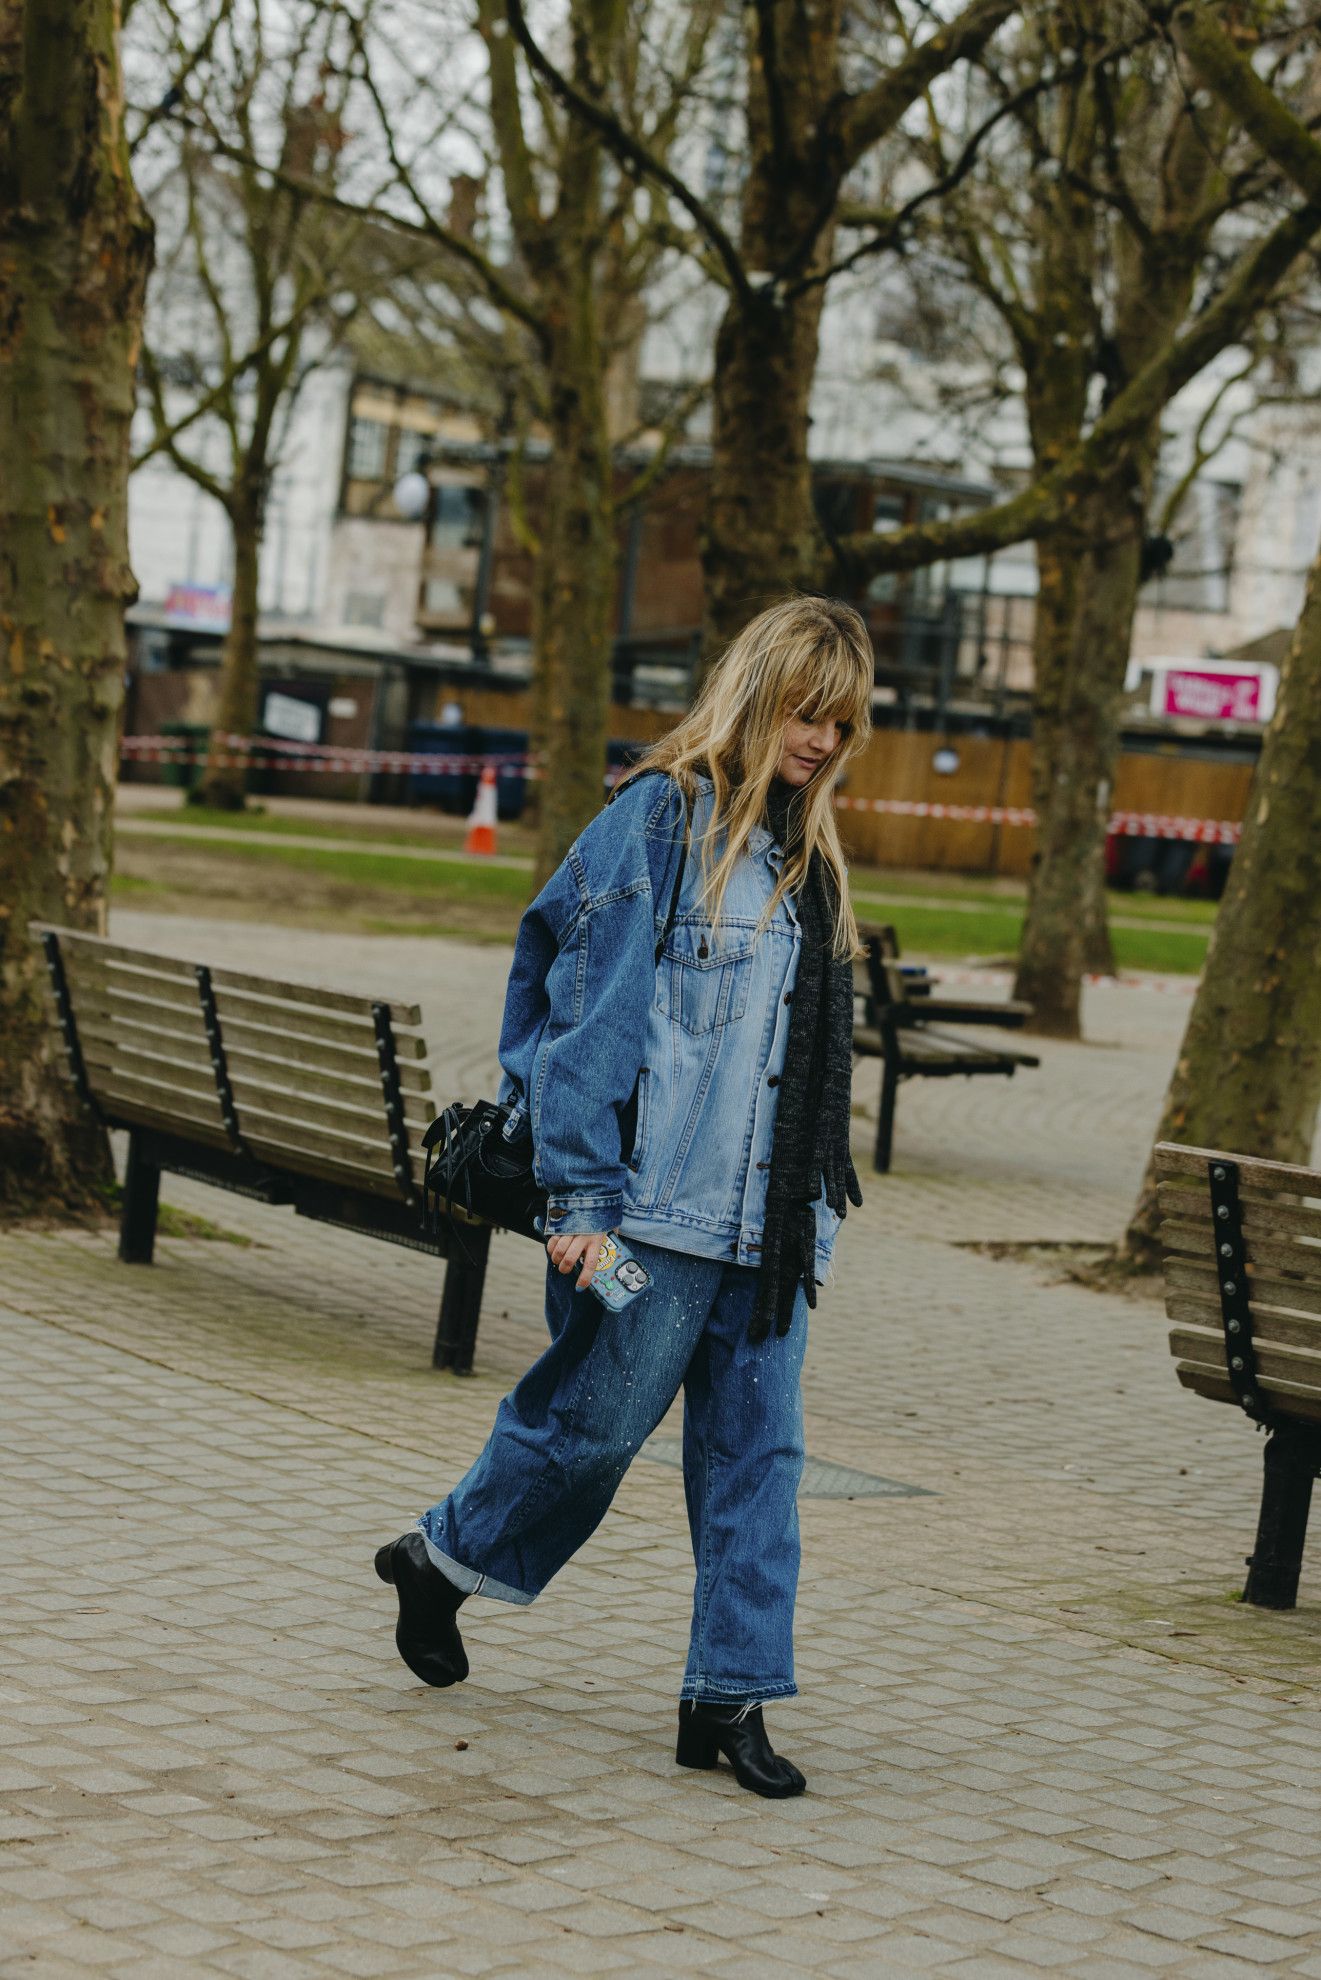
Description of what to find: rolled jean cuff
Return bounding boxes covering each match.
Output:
[542,1192,625,1238]
[416,1525,536,1606]
[679,1678,798,1704]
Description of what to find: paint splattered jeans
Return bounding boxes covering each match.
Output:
[416,1233,808,1702]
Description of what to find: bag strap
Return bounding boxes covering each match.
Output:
[606,767,693,965]
[654,786,692,964]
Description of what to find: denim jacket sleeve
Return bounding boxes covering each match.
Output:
[495,772,686,1238]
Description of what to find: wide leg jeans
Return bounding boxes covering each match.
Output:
[416,1234,808,1702]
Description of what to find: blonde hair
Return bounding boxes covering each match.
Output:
[617,595,874,961]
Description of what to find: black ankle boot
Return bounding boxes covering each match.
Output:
[675,1700,806,1798]
[374,1531,469,1688]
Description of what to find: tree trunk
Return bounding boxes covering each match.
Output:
[197,487,263,811]
[528,301,616,888]
[0,0,153,1214]
[1014,479,1143,1034]
[1125,536,1321,1263]
[703,281,829,656]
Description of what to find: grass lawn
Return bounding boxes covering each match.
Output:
[113,817,1213,973]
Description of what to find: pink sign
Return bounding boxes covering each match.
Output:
[1159,669,1262,722]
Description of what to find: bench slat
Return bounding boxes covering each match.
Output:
[76,1007,213,1069]
[229,1100,404,1156]
[1170,1323,1321,1396]
[224,1073,423,1144]
[83,1041,219,1106]
[221,1045,432,1119]
[1160,1215,1321,1283]
[1155,1141,1321,1194]
[35,924,422,1027]
[64,955,203,1016]
[211,1023,432,1090]
[240,1127,424,1196]
[1157,1182,1321,1244]
[1165,1252,1321,1313]
[32,924,194,980]
[70,998,429,1098]
[91,1075,229,1142]
[208,984,410,1053]
[60,953,425,1059]
[205,962,420,1027]
[1174,1360,1321,1426]
[1167,1285,1321,1350]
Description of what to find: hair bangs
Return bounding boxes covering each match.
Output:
[789,636,872,734]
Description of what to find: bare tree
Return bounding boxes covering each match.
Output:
[133,0,386,809]
[328,0,722,880]
[890,2,1317,1035]
[0,0,153,1210]
[508,0,1021,658]
[1125,0,1321,1257]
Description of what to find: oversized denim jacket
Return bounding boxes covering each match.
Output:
[495,769,843,1284]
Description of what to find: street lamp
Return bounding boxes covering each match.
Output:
[392,465,432,521]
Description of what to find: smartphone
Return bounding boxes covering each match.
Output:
[586,1232,653,1311]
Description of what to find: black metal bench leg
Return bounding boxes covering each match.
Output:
[433,1224,492,1375]
[119,1130,161,1265]
[1244,1422,1320,1609]
[874,1052,899,1173]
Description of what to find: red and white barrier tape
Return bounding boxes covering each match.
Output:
[119,735,1243,844]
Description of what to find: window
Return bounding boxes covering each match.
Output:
[430,482,486,552]
[345,416,389,481]
[395,427,433,478]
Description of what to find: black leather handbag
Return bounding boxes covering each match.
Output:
[420,776,692,1250]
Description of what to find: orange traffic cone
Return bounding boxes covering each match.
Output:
[464,763,499,855]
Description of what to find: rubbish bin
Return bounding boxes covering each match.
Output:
[160,721,211,794]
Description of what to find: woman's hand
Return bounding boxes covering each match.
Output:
[546,1230,611,1290]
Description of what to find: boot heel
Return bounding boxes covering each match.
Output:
[675,1717,720,1770]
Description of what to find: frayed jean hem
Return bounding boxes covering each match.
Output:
[679,1678,798,1704]
[416,1525,536,1606]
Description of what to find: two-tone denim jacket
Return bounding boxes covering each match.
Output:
[495,769,842,1283]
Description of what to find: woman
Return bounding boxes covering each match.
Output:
[376,595,873,1797]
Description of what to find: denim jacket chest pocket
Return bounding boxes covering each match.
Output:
[659,916,761,1036]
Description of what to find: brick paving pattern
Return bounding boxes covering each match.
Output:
[3,913,1321,1977]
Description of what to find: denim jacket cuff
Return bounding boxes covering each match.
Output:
[543,1190,625,1237]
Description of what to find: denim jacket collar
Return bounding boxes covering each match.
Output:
[693,771,777,861]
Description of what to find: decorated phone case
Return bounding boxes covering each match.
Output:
[588,1233,653,1311]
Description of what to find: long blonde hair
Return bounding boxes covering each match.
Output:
[617,595,874,961]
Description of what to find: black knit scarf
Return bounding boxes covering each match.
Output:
[749,776,863,1342]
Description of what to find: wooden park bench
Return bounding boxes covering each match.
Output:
[32,923,494,1374]
[1157,1140,1321,1609]
[852,924,1040,1172]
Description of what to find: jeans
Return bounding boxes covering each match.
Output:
[416,1234,808,1703]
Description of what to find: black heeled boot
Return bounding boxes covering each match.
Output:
[675,1699,806,1798]
[374,1531,469,1687]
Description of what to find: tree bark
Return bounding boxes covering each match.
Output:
[1014,82,1221,1037]
[529,291,616,888]
[1125,532,1321,1264]
[0,0,153,1213]
[700,0,842,658]
[704,279,832,655]
[197,485,264,811]
[1014,477,1144,1032]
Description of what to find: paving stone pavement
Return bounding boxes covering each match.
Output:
[4,914,1321,1978]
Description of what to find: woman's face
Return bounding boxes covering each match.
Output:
[777,713,845,787]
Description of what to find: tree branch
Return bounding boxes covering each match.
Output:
[502,0,750,304]
[832,189,1321,576]
[834,0,1019,170]
[1167,0,1321,205]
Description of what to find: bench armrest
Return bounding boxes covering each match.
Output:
[904,999,1032,1028]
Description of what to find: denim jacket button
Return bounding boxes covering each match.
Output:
[548,1206,565,1221]
[767,1074,780,1087]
